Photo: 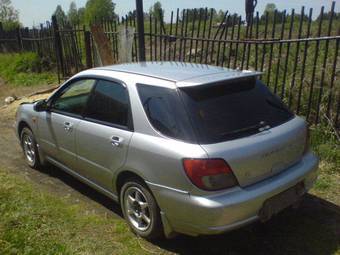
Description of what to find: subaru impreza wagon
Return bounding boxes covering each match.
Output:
[15,62,318,239]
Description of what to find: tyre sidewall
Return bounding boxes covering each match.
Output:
[120,179,163,239]
[20,127,40,169]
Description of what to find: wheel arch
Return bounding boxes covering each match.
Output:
[115,170,147,198]
[18,121,32,140]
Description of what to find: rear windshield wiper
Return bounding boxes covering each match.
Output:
[219,121,270,137]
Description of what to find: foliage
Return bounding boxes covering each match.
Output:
[67,1,79,25]
[0,0,19,30]
[316,11,340,22]
[84,0,117,24]
[149,1,164,21]
[0,53,56,86]
[310,124,339,171]
[53,5,67,25]
[0,169,149,254]
[265,3,276,13]
[78,7,86,24]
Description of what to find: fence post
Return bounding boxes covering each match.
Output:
[135,0,146,61]
[16,27,23,51]
[52,15,64,82]
[84,30,93,68]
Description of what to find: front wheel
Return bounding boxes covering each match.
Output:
[120,179,164,240]
[20,127,41,169]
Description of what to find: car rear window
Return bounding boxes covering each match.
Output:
[179,78,294,144]
[137,84,196,143]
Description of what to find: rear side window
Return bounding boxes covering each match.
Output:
[85,80,129,127]
[137,84,195,142]
[179,78,294,144]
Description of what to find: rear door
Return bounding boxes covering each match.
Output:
[38,79,96,169]
[75,79,133,191]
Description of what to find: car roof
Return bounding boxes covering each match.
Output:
[94,62,262,87]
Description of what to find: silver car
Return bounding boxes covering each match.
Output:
[15,62,319,239]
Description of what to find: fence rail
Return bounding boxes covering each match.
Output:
[0,2,339,129]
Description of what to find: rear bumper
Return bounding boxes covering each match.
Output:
[148,152,318,236]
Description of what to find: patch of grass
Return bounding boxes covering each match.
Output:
[309,123,340,204]
[0,169,150,255]
[310,123,339,174]
[0,53,57,87]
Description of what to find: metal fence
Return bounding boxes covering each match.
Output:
[0,2,339,129]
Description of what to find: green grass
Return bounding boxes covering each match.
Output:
[0,53,57,87]
[310,123,339,174]
[0,169,150,255]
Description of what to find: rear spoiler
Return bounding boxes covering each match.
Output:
[176,70,263,88]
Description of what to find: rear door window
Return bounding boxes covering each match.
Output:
[85,80,130,128]
[179,78,294,144]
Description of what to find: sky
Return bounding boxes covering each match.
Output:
[11,0,339,27]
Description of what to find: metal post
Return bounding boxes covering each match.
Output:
[16,27,23,51]
[0,22,3,37]
[245,0,257,26]
[52,15,64,82]
[84,30,93,68]
[135,0,146,61]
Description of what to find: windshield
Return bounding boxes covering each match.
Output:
[179,78,294,144]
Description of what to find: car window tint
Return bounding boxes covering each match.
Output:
[85,80,129,127]
[180,78,294,144]
[52,79,95,115]
[137,84,195,142]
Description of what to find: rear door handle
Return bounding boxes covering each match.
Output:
[63,122,73,132]
[111,136,123,147]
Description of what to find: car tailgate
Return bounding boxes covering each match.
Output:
[200,117,307,187]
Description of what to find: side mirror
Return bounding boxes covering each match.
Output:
[34,99,49,112]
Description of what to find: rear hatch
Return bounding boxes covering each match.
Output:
[179,77,307,187]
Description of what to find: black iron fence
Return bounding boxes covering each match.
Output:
[0,2,339,129]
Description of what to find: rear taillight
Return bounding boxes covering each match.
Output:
[183,159,238,191]
[304,125,310,154]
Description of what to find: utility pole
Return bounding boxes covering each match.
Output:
[136,0,146,61]
[245,0,257,25]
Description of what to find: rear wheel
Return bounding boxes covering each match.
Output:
[120,179,163,240]
[20,127,41,169]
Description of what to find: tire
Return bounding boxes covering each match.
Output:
[120,178,164,240]
[20,127,41,169]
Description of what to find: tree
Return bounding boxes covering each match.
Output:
[78,7,86,23]
[149,1,164,21]
[84,0,116,24]
[0,0,20,30]
[264,3,276,13]
[53,5,67,25]
[260,3,286,24]
[316,11,340,22]
[181,8,216,22]
[67,1,79,25]
[217,10,225,21]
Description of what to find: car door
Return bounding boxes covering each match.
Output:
[38,78,96,169]
[75,79,133,191]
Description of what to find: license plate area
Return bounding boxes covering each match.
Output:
[259,182,305,222]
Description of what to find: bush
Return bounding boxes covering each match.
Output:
[12,52,42,73]
[0,53,56,86]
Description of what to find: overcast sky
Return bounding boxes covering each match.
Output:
[11,0,339,27]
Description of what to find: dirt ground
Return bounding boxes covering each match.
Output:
[0,89,339,255]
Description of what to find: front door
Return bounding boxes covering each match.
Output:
[75,79,133,191]
[38,78,96,169]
